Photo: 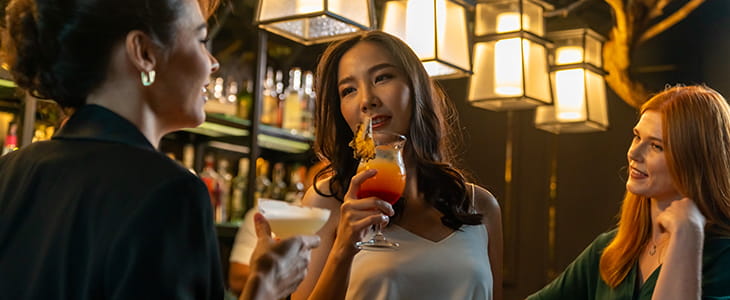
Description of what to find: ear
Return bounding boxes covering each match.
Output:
[125,30,159,73]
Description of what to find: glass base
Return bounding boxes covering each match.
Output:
[355,239,399,251]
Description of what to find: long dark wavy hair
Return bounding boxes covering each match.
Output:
[2,0,219,109]
[313,30,482,230]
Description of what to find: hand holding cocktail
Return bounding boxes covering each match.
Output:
[244,213,321,300]
[353,131,407,250]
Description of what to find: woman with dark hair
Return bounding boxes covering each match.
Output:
[0,0,318,299]
[528,85,730,299]
[292,30,503,300]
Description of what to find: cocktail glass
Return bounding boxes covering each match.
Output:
[355,131,406,251]
[258,198,331,239]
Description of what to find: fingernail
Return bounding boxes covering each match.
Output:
[382,215,389,222]
[254,213,263,223]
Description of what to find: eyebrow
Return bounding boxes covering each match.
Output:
[633,128,663,142]
[337,63,397,87]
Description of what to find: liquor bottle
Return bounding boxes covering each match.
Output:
[199,154,222,221]
[182,144,196,174]
[236,80,253,120]
[285,165,306,204]
[260,68,278,126]
[270,162,287,200]
[282,68,303,133]
[2,122,18,156]
[217,159,233,223]
[254,157,272,205]
[213,77,225,101]
[274,70,285,128]
[230,157,250,221]
[301,71,316,137]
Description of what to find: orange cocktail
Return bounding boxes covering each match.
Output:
[353,131,406,250]
[357,158,405,204]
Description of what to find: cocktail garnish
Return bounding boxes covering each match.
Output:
[349,117,375,161]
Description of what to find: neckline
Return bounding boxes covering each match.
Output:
[391,224,460,244]
[633,262,662,292]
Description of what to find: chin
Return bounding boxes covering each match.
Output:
[189,112,206,128]
[176,109,205,130]
[626,183,642,196]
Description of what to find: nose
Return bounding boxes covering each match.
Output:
[209,53,220,73]
[627,140,643,163]
[359,85,380,113]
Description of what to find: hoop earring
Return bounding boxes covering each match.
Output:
[141,70,156,86]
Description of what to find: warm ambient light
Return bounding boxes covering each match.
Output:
[493,12,531,96]
[256,0,374,45]
[382,0,471,79]
[468,0,553,111]
[554,46,585,121]
[535,29,609,134]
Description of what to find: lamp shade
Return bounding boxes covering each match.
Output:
[535,28,609,134]
[468,0,553,111]
[256,0,374,45]
[381,0,472,79]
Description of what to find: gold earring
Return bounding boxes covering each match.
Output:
[141,70,156,86]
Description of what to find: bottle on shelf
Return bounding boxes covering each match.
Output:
[254,157,272,205]
[226,79,238,106]
[236,80,253,121]
[2,122,18,156]
[199,154,222,221]
[214,77,225,101]
[285,165,306,204]
[274,70,285,128]
[230,157,250,221]
[182,144,196,175]
[205,77,237,115]
[270,162,287,201]
[216,159,233,223]
[31,124,55,143]
[282,68,303,133]
[260,68,279,126]
[301,71,316,137]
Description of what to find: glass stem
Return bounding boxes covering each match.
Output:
[373,223,386,241]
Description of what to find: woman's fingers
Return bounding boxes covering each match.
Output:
[656,197,706,234]
[349,214,390,232]
[342,197,394,216]
[345,169,377,199]
[253,213,274,242]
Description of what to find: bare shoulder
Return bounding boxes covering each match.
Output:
[302,176,341,211]
[469,183,501,218]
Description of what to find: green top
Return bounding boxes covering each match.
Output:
[527,230,730,300]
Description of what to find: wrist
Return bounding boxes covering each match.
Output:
[670,224,704,246]
[242,272,277,300]
[330,242,357,263]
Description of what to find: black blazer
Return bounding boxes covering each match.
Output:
[0,105,224,299]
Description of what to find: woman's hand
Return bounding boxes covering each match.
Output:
[242,213,321,300]
[656,197,706,237]
[651,198,705,300]
[332,169,395,256]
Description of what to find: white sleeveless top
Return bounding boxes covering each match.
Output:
[346,224,493,300]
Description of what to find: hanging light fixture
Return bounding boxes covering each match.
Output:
[255,0,375,45]
[535,28,609,134]
[381,0,473,79]
[468,0,552,111]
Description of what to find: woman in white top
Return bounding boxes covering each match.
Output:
[292,30,503,300]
